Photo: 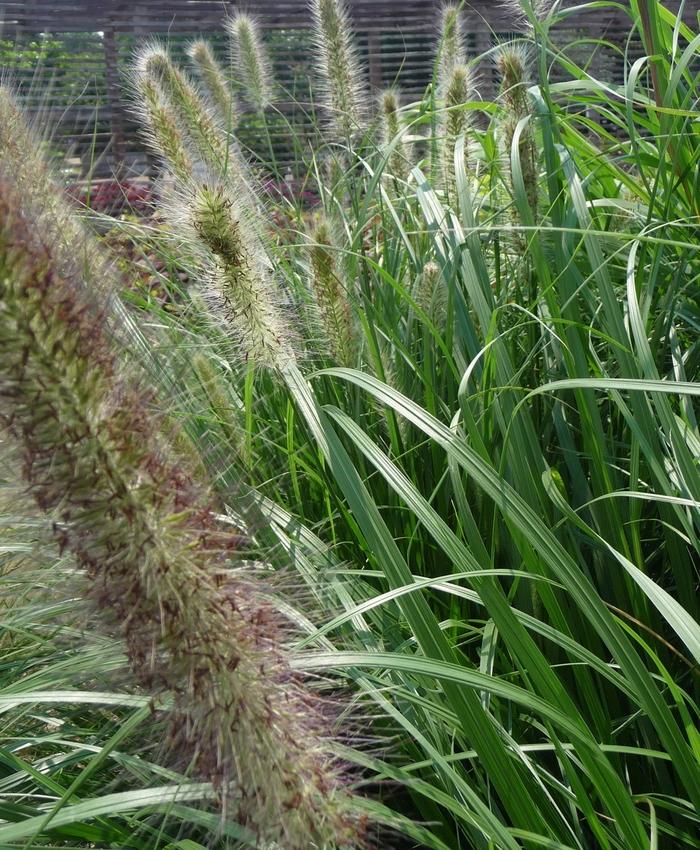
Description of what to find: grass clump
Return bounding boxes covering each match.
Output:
[0,92,363,850]
[2,1,700,849]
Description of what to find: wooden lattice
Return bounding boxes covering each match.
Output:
[1,0,697,178]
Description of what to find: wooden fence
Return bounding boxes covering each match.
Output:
[0,0,698,179]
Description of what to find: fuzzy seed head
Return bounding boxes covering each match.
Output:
[188,39,238,129]
[311,0,367,140]
[502,0,558,31]
[414,260,446,328]
[189,184,295,370]
[138,75,194,180]
[497,43,530,115]
[136,44,230,176]
[0,87,52,196]
[438,64,472,200]
[381,89,400,131]
[379,88,412,184]
[496,43,538,220]
[437,4,466,94]
[307,219,357,367]
[0,87,129,304]
[227,13,274,112]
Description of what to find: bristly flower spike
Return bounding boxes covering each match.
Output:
[0,87,130,299]
[502,0,558,32]
[187,39,238,130]
[496,42,538,221]
[0,87,54,202]
[185,182,295,370]
[437,4,466,95]
[379,88,412,185]
[227,13,274,113]
[413,260,447,330]
[307,218,357,367]
[310,0,367,141]
[136,74,194,181]
[438,63,472,202]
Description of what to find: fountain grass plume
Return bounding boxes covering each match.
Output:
[381,89,401,140]
[0,151,363,848]
[379,88,412,185]
[310,0,367,141]
[307,218,357,367]
[191,350,249,465]
[135,44,231,176]
[136,74,194,181]
[437,4,466,94]
[227,13,274,113]
[438,63,472,202]
[172,181,296,370]
[187,39,238,130]
[496,42,538,221]
[413,260,446,329]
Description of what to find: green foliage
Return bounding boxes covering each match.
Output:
[2,0,700,848]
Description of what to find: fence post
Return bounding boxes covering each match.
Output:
[103,12,126,178]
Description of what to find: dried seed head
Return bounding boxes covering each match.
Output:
[379,88,412,185]
[311,0,367,140]
[438,64,472,201]
[307,218,357,367]
[188,39,238,129]
[0,154,363,850]
[185,183,295,369]
[437,4,466,95]
[227,13,274,112]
